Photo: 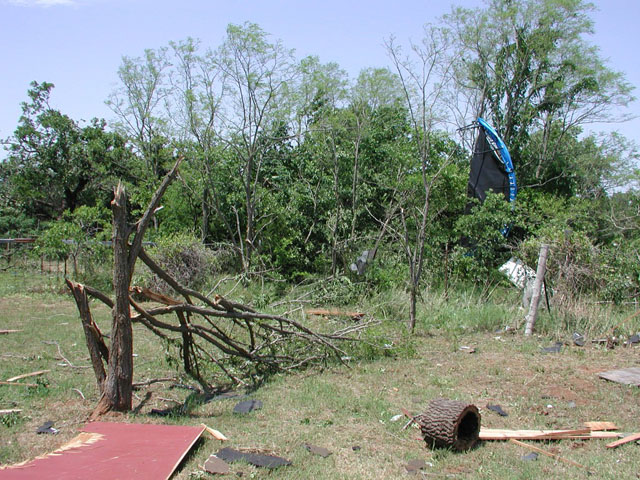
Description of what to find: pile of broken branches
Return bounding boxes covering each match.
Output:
[67,250,376,390]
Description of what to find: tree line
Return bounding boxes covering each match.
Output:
[2,0,639,325]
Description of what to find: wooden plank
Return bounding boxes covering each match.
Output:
[584,421,618,431]
[598,367,640,387]
[570,431,623,439]
[606,432,640,448]
[479,428,590,440]
[6,370,50,382]
[200,423,228,441]
[0,329,21,335]
[0,409,22,415]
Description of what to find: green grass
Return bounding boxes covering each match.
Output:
[1,271,639,479]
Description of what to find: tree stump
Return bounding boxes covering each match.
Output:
[417,399,481,451]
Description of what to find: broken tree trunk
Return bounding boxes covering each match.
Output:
[66,279,108,392]
[417,399,481,451]
[91,158,183,418]
[94,182,134,415]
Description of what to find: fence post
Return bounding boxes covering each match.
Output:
[524,243,550,336]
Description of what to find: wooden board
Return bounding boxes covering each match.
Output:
[583,421,618,431]
[606,432,640,449]
[0,422,205,479]
[480,428,590,440]
[598,367,640,387]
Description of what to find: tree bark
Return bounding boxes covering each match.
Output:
[417,399,481,451]
[95,182,134,414]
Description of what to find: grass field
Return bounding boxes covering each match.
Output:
[1,269,639,479]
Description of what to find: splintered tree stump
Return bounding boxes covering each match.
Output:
[417,399,481,451]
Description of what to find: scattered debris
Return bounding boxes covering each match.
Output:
[521,452,538,461]
[390,414,404,422]
[201,423,228,442]
[215,447,291,469]
[583,421,618,431]
[2,422,206,479]
[305,308,365,321]
[36,421,58,435]
[572,332,585,347]
[598,367,640,387]
[6,370,50,383]
[541,342,563,354]
[625,334,640,346]
[304,444,332,458]
[606,432,640,449]
[509,439,590,472]
[150,406,176,417]
[592,337,619,349]
[203,454,231,475]
[405,459,430,474]
[0,409,21,416]
[480,425,622,441]
[416,399,481,451]
[459,346,476,353]
[233,399,263,414]
[350,249,375,275]
[72,388,85,400]
[352,445,361,451]
[486,404,508,417]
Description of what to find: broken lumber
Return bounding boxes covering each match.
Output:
[606,432,640,448]
[201,423,228,441]
[480,427,621,440]
[0,409,22,415]
[6,370,50,382]
[583,421,618,431]
[0,329,21,335]
[480,428,589,440]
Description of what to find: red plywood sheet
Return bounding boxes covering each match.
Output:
[0,422,205,480]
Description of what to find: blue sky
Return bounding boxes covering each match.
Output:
[1,0,638,147]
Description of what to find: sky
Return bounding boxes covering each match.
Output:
[1,0,639,151]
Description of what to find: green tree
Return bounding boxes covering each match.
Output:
[386,25,459,332]
[214,23,298,274]
[3,82,136,222]
[445,0,634,190]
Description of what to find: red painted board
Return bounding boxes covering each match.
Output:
[0,422,205,480]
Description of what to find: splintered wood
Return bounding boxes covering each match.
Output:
[479,422,623,441]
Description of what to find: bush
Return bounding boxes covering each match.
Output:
[140,233,232,293]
